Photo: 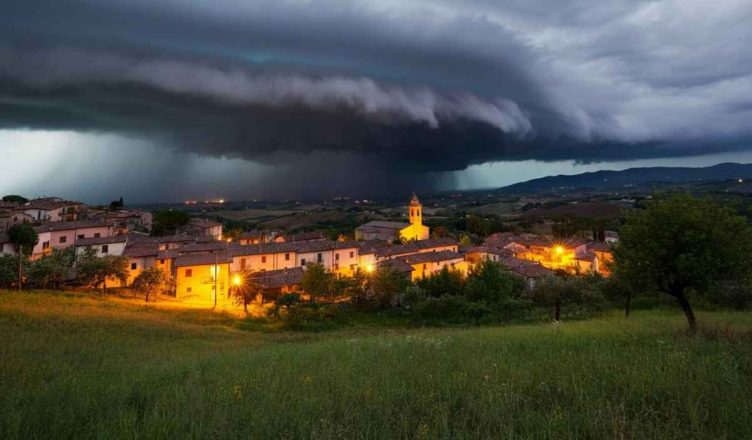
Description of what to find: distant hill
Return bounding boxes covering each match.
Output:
[496,162,752,194]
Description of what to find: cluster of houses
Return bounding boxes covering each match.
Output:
[1,194,615,306]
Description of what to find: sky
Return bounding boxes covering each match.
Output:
[1,0,751,203]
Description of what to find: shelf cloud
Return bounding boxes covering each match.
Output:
[2,0,751,198]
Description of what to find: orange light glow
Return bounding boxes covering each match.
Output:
[554,246,564,255]
[366,264,375,273]
[233,275,242,286]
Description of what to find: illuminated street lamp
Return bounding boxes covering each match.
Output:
[366,264,375,273]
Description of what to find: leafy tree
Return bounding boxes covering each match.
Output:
[368,266,411,308]
[417,266,465,298]
[76,248,129,294]
[8,223,38,290]
[431,226,450,239]
[525,275,592,322]
[612,195,752,331]
[465,260,526,321]
[132,267,172,302]
[269,293,301,318]
[27,248,76,289]
[2,195,28,204]
[345,269,369,306]
[151,209,190,236]
[229,271,261,313]
[300,263,333,301]
[0,254,18,288]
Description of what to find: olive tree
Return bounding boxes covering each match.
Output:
[612,194,752,331]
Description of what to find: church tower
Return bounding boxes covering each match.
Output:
[408,193,422,226]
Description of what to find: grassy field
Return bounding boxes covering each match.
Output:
[1,290,751,439]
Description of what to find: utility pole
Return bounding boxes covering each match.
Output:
[213,253,218,308]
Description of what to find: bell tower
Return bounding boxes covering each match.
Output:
[408,193,422,226]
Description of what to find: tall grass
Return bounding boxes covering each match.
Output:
[0,290,751,438]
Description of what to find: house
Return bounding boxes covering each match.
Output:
[32,220,114,258]
[462,245,513,263]
[355,194,430,242]
[92,208,153,233]
[173,253,232,304]
[277,231,326,243]
[23,197,82,222]
[293,240,361,277]
[395,250,467,281]
[485,233,593,275]
[247,267,305,302]
[237,230,279,245]
[177,218,223,240]
[0,210,33,230]
[230,242,300,273]
[0,232,15,255]
[497,256,554,289]
[74,235,128,258]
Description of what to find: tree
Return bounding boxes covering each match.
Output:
[109,197,124,210]
[8,223,38,290]
[526,275,581,321]
[77,248,129,294]
[229,271,261,314]
[300,263,333,302]
[132,267,172,302]
[2,195,28,204]
[369,266,411,308]
[612,194,752,331]
[0,255,18,288]
[151,209,190,236]
[27,248,76,289]
[465,260,526,321]
[417,266,465,298]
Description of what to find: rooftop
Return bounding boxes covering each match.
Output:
[248,267,305,289]
[74,235,128,246]
[174,253,232,267]
[397,250,463,265]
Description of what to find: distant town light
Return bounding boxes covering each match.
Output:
[738,178,743,183]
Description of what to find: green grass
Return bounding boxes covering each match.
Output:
[1,290,751,439]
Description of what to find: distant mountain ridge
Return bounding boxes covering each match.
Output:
[496,162,752,194]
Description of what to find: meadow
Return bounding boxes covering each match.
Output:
[0,290,751,439]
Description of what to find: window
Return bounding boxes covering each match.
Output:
[94,233,101,238]
[350,264,356,270]
[159,259,165,264]
[101,245,109,254]
[335,253,339,261]
[131,263,137,270]
[333,263,339,270]
[285,253,290,261]
[317,253,323,263]
[59,236,67,244]
[261,256,267,263]
[185,268,193,277]
[186,287,192,293]
[42,241,50,249]
[78,234,84,239]
[240,258,246,270]
[349,251,354,258]
[300,258,306,267]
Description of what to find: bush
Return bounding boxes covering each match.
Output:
[412,296,489,325]
[0,254,17,288]
[270,299,348,331]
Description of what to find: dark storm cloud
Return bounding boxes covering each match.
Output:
[2,0,752,197]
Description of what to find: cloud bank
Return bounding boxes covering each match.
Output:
[1,0,751,198]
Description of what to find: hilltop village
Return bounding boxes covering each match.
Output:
[0,194,614,306]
